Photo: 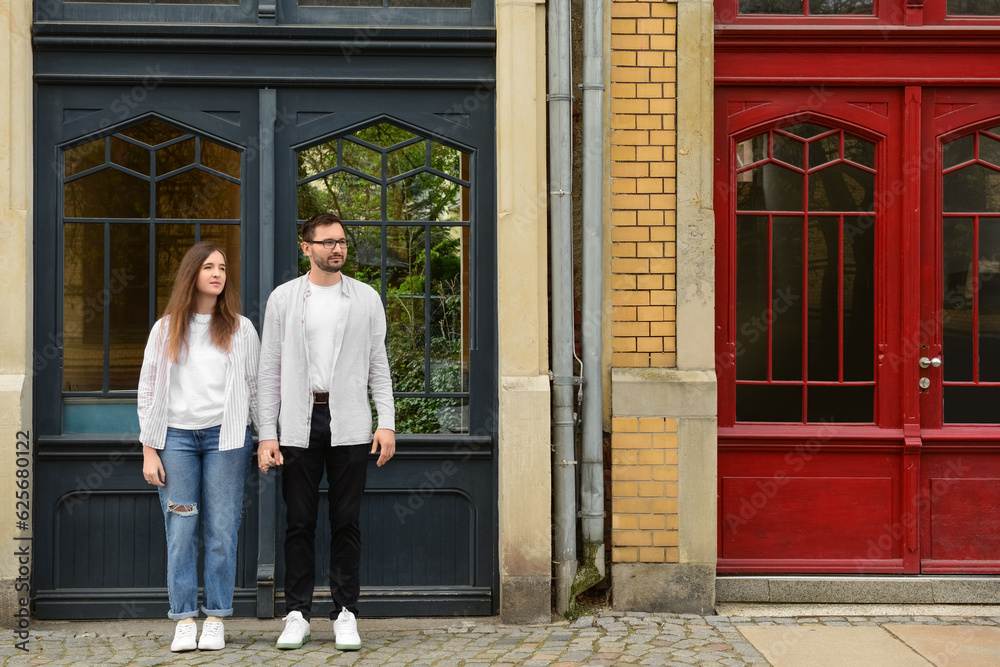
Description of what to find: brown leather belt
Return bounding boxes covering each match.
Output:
[314,391,330,405]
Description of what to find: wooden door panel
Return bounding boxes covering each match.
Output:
[718,447,905,572]
[721,476,894,560]
[919,449,1000,571]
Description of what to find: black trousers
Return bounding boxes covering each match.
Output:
[280,404,369,620]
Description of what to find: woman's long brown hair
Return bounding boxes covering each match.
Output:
[162,242,241,363]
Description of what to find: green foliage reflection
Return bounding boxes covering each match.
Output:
[297,123,469,434]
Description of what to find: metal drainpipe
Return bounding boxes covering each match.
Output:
[547,0,578,616]
[575,0,607,595]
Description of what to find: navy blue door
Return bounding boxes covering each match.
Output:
[264,88,497,617]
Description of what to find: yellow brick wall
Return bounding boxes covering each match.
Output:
[611,417,679,563]
[609,0,677,370]
[610,1,679,565]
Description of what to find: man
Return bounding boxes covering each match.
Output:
[257,212,395,651]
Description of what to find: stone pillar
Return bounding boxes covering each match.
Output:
[496,0,553,624]
[0,0,35,628]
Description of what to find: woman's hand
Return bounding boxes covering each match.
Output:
[142,446,166,486]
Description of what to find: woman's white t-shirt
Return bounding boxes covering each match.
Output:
[167,312,230,429]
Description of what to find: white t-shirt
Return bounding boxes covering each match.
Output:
[167,313,229,429]
[305,279,345,392]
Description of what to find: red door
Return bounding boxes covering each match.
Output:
[919,88,1000,572]
[716,85,1000,573]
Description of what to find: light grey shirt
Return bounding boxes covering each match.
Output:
[257,273,395,448]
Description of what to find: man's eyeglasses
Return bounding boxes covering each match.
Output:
[308,238,349,250]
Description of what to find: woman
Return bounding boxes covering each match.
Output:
[137,242,259,652]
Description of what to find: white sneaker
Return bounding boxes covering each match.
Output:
[170,620,197,652]
[333,609,361,651]
[276,610,311,649]
[198,620,225,650]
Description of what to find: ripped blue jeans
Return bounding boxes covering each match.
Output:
[158,425,251,620]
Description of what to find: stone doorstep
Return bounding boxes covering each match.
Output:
[717,575,1000,605]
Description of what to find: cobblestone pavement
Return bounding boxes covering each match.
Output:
[3,611,1000,666]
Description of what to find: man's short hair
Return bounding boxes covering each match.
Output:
[301,213,344,242]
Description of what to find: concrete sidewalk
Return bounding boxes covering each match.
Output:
[3,605,1000,666]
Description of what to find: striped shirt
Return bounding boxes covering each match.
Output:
[138,314,260,451]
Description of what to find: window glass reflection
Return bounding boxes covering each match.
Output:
[342,140,383,180]
[948,0,1000,15]
[773,134,803,168]
[388,173,467,222]
[154,224,197,316]
[109,224,151,390]
[200,224,242,295]
[944,135,974,170]
[734,122,877,423]
[979,219,1000,381]
[944,164,1000,212]
[737,163,803,211]
[809,163,875,211]
[60,117,246,434]
[119,119,187,146]
[296,123,473,435]
[943,217,975,382]
[155,138,196,175]
[809,0,872,13]
[201,141,241,179]
[388,0,472,6]
[808,216,839,382]
[844,135,876,169]
[386,225,429,396]
[299,171,382,221]
[156,169,241,219]
[843,216,875,381]
[980,136,1000,169]
[735,216,769,381]
[65,170,151,219]
[110,136,151,176]
[63,223,106,391]
[65,138,105,177]
[739,0,802,14]
[772,216,803,381]
[387,140,427,179]
[429,227,468,393]
[737,135,767,167]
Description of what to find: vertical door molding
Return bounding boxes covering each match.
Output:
[902,85,923,573]
[256,88,277,617]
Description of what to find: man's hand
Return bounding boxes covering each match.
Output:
[371,429,396,467]
[258,439,283,474]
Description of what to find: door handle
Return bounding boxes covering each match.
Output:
[919,356,942,369]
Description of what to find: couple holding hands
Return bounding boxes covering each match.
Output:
[137,213,395,652]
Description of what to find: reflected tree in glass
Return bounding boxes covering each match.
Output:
[297,122,470,433]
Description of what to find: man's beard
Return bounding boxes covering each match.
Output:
[314,254,345,273]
